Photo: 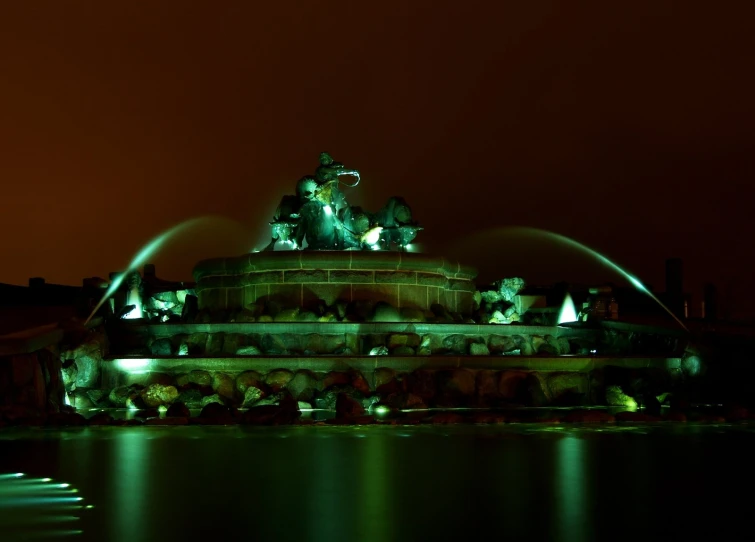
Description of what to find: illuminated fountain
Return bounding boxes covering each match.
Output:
[56,153,693,422]
[557,293,578,325]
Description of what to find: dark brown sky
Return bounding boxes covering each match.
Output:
[1,2,754,315]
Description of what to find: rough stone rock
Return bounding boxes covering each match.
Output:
[469,342,490,356]
[205,334,225,355]
[61,363,78,392]
[177,389,203,408]
[108,386,139,407]
[442,334,467,354]
[496,277,526,303]
[335,393,365,419]
[318,312,338,323]
[547,373,588,404]
[200,394,224,408]
[186,332,208,355]
[498,371,548,406]
[350,371,370,395]
[321,371,351,390]
[392,346,415,356]
[387,333,421,350]
[181,294,198,322]
[371,302,400,323]
[69,390,93,409]
[175,373,191,388]
[260,334,288,355]
[399,307,425,322]
[235,345,261,356]
[476,370,498,399]
[314,385,363,410]
[286,370,320,401]
[167,402,191,417]
[436,369,476,404]
[236,310,257,323]
[605,385,636,407]
[488,335,517,355]
[405,370,437,401]
[70,334,106,388]
[374,368,400,393]
[516,336,534,356]
[176,343,189,356]
[265,369,294,391]
[221,333,245,354]
[274,308,300,322]
[430,303,453,321]
[188,370,212,387]
[531,336,547,354]
[236,370,264,393]
[258,315,274,323]
[242,387,264,407]
[86,389,107,406]
[369,346,389,356]
[417,335,432,356]
[141,384,179,407]
[296,311,318,322]
[212,373,236,403]
[138,372,173,387]
[150,338,173,356]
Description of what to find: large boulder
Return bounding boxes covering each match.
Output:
[205,334,225,355]
[141,384,179,407]
[236,371,264,393]
[442,334,467,354]
[547,373,588,405]
[436,369,476,405]
[498,371,548,406]
[371,302,400,323]
[335,393,365,419]
[286,370,320,401]
[212,373,236,403]
[265,369,294,391]
[188,370,212,387]
[488,335,517,355]
[150,338,173,356]
[69,333,107,388]
[404,370,437,401]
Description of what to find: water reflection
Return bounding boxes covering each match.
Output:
[0,425,753,542]
[553,436,589,542]
[110,431,148,541]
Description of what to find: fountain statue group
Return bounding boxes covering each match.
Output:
[265,153,422,251]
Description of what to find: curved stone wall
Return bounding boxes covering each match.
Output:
[193,251,477,316]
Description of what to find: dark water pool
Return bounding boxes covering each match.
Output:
[1,424,753,541]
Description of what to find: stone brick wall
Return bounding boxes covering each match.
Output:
[194,252,477,315]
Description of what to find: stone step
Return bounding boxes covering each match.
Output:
[103,355,682,375]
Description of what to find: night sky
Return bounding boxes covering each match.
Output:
[1,2,753,317]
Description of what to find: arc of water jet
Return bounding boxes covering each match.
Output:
[84,216,237,325]
[506,227,689,332]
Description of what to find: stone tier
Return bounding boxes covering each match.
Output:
[193,251,478,316]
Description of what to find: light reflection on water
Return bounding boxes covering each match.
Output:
[1,424,754,542]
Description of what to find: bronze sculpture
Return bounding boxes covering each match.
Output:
[266,153,422,251]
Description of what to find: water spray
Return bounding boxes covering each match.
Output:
[85,216,241,325]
